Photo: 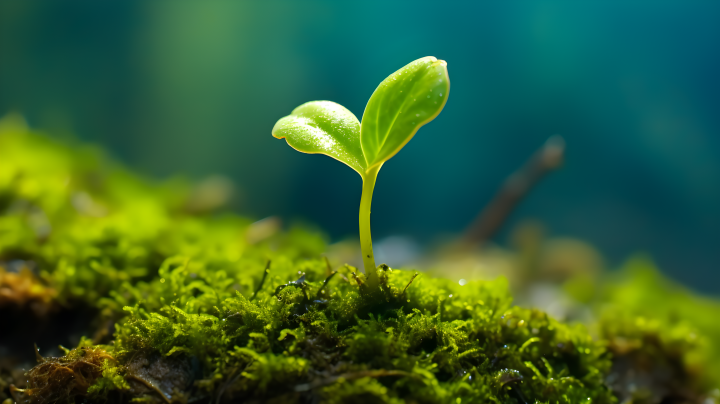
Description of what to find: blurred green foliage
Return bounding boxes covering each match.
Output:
[593,257,720,400]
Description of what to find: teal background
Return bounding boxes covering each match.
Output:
[1,2,719,292]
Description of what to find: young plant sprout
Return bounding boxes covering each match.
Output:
[272,56,450,289]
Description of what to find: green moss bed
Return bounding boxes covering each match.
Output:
[0,115,719,404]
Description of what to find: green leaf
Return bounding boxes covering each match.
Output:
[272,101,366,175]
[360,56,450,169]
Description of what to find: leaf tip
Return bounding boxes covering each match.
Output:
[271,119,288,140]
[419,56,447,69]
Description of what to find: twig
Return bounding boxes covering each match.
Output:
[401,273,419,296]
[9,384,25,403]
[462,135,565,247]
[316,271,338,299]
[34,343,44,363]
[250,260,271,301]
[323,256,333,277]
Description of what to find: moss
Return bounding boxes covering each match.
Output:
[10,341,118,404]
[0,115,717,403]
[101,260,613,403]
[588,257,720,403]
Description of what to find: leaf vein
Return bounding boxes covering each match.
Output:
[374,74,425,162]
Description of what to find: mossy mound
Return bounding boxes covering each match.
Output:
[591,258,720,403]
[0,115,717,404]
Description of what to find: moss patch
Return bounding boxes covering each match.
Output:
[0,116,718,403]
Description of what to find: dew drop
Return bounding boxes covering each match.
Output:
[459,279,467,286]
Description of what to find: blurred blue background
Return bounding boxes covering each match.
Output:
[1,1,718,292]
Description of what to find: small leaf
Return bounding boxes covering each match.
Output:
[360,56,450,169]
[272,101,365,175]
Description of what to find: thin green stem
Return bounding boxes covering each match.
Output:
[359,164,381,289]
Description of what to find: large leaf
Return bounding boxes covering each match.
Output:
[272,101,366,174]
[360,57,450,169]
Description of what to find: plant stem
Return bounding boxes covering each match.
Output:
[359,164,381,288]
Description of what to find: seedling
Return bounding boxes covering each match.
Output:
[272,56,450,289]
